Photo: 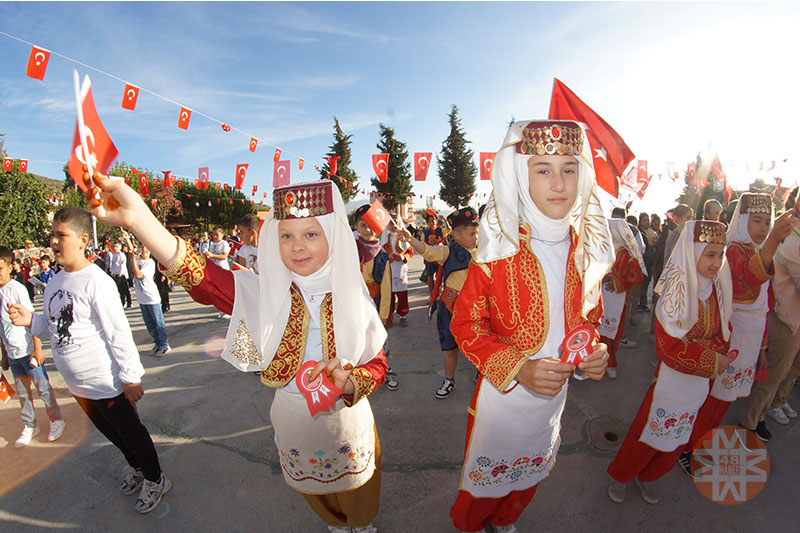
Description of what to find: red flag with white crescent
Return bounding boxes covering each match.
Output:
[299,158,304,170]
[161,171,172,188]
[548,78,634,198]
[273,148,281,162]
[3,158,12,172]
[198,167,209,190]
[235,164,248,190]
[216,182,221,190]
[249,137,258,152]
[687,163,697,186]
[194,178,200,187]
[252,184,258,195]
[26,46,51,80]
[636,160,648,184]
[178,107,191,130]
[324,156,340,177]
[361,199,392,235]
[414,152,432,181]
[372,154,389,183]
[273,160,290,187]
[121,83,139,110]
[18,160,28,173]
[67,77,119,192]
[177,179,183,188]
[224,183,229,191]
[479,152,495,181]
[139,173,150,195]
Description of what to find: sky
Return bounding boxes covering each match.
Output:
[1,1,799,216]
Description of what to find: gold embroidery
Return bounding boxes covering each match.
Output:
[231,317,263,366]
[261,286,309,388]
[345,367,376,406]
[163,237,207,290]
[320,294,336,361]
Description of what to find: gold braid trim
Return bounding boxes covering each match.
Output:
[162,237,207,290]
[260,286,309,388]
[485,345,529,391]
[344,367,376,407]
[320,294,336,361]
[748,248,772,282]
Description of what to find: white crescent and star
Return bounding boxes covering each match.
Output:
[180,111,189,121]
[34,52,45,65]
[127,89,136,100]
[593,147,607,161]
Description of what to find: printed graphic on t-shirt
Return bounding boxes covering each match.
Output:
[48,289,76,349]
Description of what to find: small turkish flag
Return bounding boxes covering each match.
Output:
[178,107,191,129]
[273,148,281,162]
[121,83,139,110]
[139,174,150,195]
[68,76,119,192]
[235,163,248,190]
[194,178,200,187]
[249,137,258,152]
[224,183,229,191]
[480,152,495,181]
[252,184,258,195]
[687,163,697,186]
[162,171,172,188]
[361,199,392,235]
[26,46,51,80]
[324,156,340,177]
[215,182,221,190]
[636,160,648,184]
[3,158,12,171]
[198,167,209,190]
[229,199,233,205]
[177,179,183,188]
[19,159,28,172]
[153,179,161,188]
[221,123,231,132]
[299,158,304,170]
[273,160,290,187]
[372,153,389,183]
[263,192,267,198]
[414,152,432,182]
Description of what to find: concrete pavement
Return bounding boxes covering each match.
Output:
[1,255,798,532]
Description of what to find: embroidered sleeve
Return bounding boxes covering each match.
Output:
[655,319,723,379]
[451,261,528,392]
[421,244,451,265]
[379,260,392,321]
[748,249,773,283]
[342,349,387,406]
[611,249,645,293]
[160,236,235,315]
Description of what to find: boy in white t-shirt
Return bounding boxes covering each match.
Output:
[233,213,260,273]
[122,231,170,357]
[205,227,231,270]
[8,207,170,514]
[0,246,65,448]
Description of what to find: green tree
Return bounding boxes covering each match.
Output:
[320,117,359,203]
[437,105,477,209]
[371,123,412,211]
[0,159,53,247]
[177,182,255,231]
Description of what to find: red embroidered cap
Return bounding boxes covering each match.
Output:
[272,181,335,220]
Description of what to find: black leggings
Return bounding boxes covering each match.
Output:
[74,392,161,481]
[114,275,131,307]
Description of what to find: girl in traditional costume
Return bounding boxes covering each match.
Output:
[448,120,613,533]
[607,220,732,504]
[87,176,387,533]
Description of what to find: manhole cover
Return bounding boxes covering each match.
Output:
[588,416,628,452]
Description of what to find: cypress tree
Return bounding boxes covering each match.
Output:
[371,123,412,211]
[437,105,477,209]
[320,117,359,203]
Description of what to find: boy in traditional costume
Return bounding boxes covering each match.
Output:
[598,218,646,379]
[399,207,480,399]
[85,175,388,532]
[422,211,445,296]
[381,222,413,328]
[447,120,612,533]
[607,220,733,505]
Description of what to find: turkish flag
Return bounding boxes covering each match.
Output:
[480,152,495,181]
[273,160,290,187]
[324,156,340,177]
[177,179,183,188]
[414,152,432,181]
[249,137,258,152]
[636,160,648,184]
[162,171,172,188]
[124,176,131,185]
[235,164,248,190]
[710,155,724,182]
[273,148,281,162]
[214,182,220,190]
[687,163,697,186]
[139,174,150,195]
[224,183,229,191]
[194,178,200,187]
[19,159,28,172]
[252,184,258,195]
[263,192,267,198]
[198,167,209,190]
[68,76,119,192]
[178,107,191,129]
[299,158,304,170]
[26,46,51,80]
[548,78,634,198]
[372,154,389,183]
[3,158,12,171]
[361,200,392,235]
[121,83,139,110]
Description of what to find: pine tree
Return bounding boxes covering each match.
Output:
[437,105,477,209]
[320,117,359,203]
[0,159,53,247]
[371,123,412,212]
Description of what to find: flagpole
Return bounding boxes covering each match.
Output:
[92,215,98,250]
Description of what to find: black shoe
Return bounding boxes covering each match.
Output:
[754,421,772,442]
[677,451,696,480]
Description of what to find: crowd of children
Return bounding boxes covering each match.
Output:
[1,117,799,532]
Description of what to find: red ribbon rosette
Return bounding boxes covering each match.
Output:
[295,360,342,416]
[560,324,599,366]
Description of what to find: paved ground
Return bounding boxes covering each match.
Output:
[1,255,799,532]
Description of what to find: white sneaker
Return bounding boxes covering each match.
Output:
[634,476,659,504]
[782,402,798,419]
[15,425,40,448]
[135,474,171,514]
[605,367,618,380]
[155,346,172,358]
[492,524,518,533]
[768,406,790,425]
[327,527,351,533]
[48,420,65,442]
[120,468,145,495]
[218,312,231,319]
[619,338,637,349]
[352,525,378,533]
[436,378,455,399]
[607,475,626,503]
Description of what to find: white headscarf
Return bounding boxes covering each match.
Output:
[726,192,773,250]
[608,218,647,274]
[478,120,614,316]
[221,181,386,372]
[655,220,732,340]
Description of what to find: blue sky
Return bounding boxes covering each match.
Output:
[1,1,799,215]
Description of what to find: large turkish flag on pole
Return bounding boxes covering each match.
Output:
[372,154,389,183]
[480,152,495,181]
[548,78,634,198]
[414,152,432,181]
[67,74,119,192]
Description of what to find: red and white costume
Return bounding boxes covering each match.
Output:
[448,120,614,532]
[598,218,645,368]
[608,221,732,483]
[382,230,413,324]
